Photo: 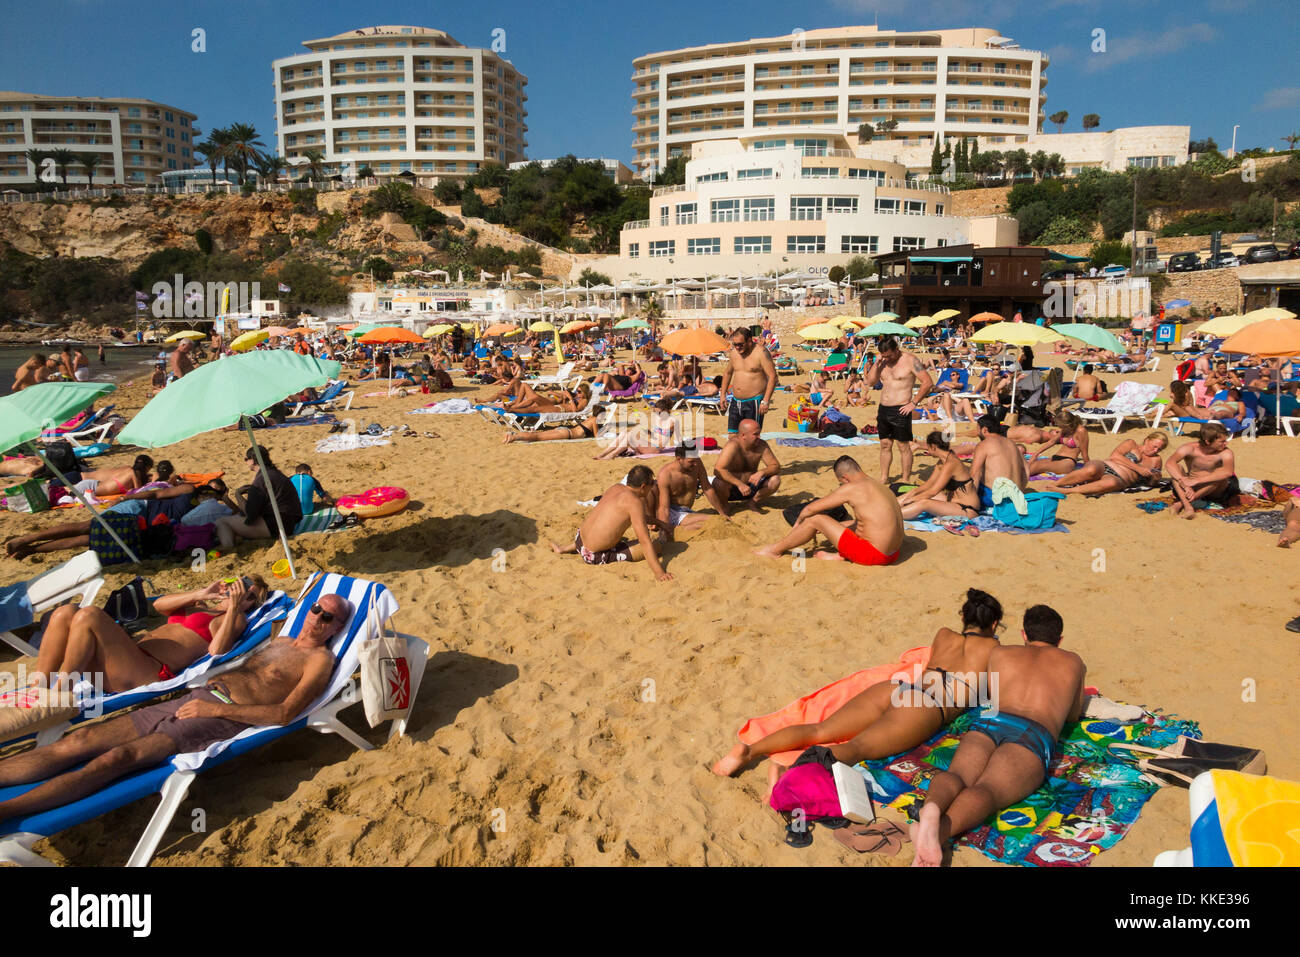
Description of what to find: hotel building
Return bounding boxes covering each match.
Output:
[0,92,198,185]
[587,133,1014,282]
[272,25,528,180]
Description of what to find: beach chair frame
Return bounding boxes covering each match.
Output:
[0,551,103,658]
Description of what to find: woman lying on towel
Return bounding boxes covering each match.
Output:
[1023,411,1090,477]
[712,588,1003,779]
[504,382,592,415]
[1043,432,1168,497]
[898,432,982,523]
[502,407,610,445]
[22,576,269,693]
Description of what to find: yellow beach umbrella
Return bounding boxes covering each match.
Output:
[229,329,269,352]
[969,322,1064,347]
[424,323,453,337]
[833,315,867,329]
[1196,314,1261,337]
[905,315,942,328]
[530,321,556,332]
[1243,307,1296,322]
[798,323,844,341]
[932,309,961,321]
[867,311,899,323]
[165,330,206,343]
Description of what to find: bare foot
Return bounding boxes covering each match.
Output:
[711,742,751,777]
[752,545,783,558]
[550,541,576,555]
[911,803,944,867]
[813,549,844,561]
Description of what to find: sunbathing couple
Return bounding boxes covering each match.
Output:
[0,593,350,824]
[494,380,592,415]
[713,589,1085,867]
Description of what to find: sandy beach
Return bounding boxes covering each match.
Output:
[1,351,1297,867]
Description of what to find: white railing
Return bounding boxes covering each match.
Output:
[651,183,687,196]
[0,178,385,203]
[624,219,651,229]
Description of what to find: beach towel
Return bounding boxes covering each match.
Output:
[990,476,1028,515]
[1196,770,1300,867]
[774,436,879,448]
[314,434,392,454]
[292,508,360,534]
[410,398,475,415]
[855,707,1201,866]
[1212,510,1287,534]
[736,647,932,767]
[264,414,337,430]
[905,515,1068,535]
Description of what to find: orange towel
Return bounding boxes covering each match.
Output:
[737,646,932,767]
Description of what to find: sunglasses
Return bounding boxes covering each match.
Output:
[309,603,336,623]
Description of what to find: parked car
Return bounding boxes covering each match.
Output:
[1100,264,1129,278]
[1286,241,1300,260]
[1243,244,1282,264]
[1044,268,1083,280]
[1204,251,1240,269]
[1167,251,1201,273]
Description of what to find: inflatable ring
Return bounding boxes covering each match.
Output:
[337,486,409,519]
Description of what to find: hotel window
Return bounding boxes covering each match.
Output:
[935,204,945,215]
[936,239,948,247]
[753,139,786,151]
[675,202,697,225]
[826,197,858,215]
[744,198,775,222]
[711,199,740,223]
[688,237,720,255]
[696,170,728,183]
[875,198,900,213]
[649,240,675,258]
[734,236,771,254]
[801,166,837,179]
[790,197,823,221]
[794,138,828,156]
[787,235,826,254]
[904,200,926,215]
[893,236,925,251]
[659,207,669,226]
[848,168,886,184]
[841,235,878,253]
[736,167,773,180]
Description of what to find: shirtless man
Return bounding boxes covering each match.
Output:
[654,441,730,538]
[712,419,782,508]
[754,455,904,566]
[0,594,350,822]
[1167,423,1236,519]
[10,354,47,392]
[72,346,91,381]
[551,464,673,582]
[862,335,934,483]
[1066,364,1106,405]
[170,340,196,381]
[719,327,777,434]
[912,604,1085,866]
[970,415,1029,510]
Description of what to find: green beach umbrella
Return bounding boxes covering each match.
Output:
[347,323,381,338]
[855,321,919,338]
[1053,323,1125,354]
[118,352,343,578]
[614,318,649,329]
[0,382,140,563]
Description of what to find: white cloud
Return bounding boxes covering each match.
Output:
[1083,22,1218,71]
[1254,87,1300,112]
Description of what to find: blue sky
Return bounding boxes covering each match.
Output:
[4,0,1298,162]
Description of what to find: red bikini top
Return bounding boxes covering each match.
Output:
[167,610,219,643]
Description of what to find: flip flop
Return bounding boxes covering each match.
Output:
[941,523,962,536]
[832,819,908,856]
[964,524,981,538]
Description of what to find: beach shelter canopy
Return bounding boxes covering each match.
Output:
[229,329,269,352]
[798,323,844,341]
[0,382,139,563]
[264,326,293,338]
[1195,314,1260,337]
[1052,323,1126,354]
[117,353,343,579]
[1219,318,1300,358]
[660,328,730,356]
[1243,307,1296,322]
[359,327,424,344]
[969,311,1005,324]
[970,322,1064,347]
[165,330,206,343]
[856,321,919,338]
[346,323,380,338]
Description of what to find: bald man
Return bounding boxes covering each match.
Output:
[711,418,782,509]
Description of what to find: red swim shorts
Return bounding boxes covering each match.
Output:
[836,527,900,566]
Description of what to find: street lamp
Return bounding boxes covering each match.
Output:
[1230,124,1240,158]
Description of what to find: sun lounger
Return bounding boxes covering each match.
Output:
[39,405,117,448]
[291,379,354,417]
[1075,381,1163,434]
[0,571,427,866]
[529,362,575,387]
[605,372,646,401]
[0,551,104,658]
[1169,389,1260,440]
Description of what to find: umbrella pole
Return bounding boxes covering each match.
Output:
[242,416,297,579]
[28,443,142,564]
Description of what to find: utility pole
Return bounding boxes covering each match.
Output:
[1130,173,1139,276]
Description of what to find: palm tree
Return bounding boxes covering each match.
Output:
[1048,110,1069,134]
[75,152,104,189]
[1283,132,1300,152]
[223,123,266,184]
[24,148,49,184]
[254,152,288,187]
[195,130,231,186]
[1082,113,1100,132]
[47,148,77,187]
[302,148,326,183]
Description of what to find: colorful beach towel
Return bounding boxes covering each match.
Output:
[905,515,1068,535]
[856,707,1201,866]
[1212,510,1287,534]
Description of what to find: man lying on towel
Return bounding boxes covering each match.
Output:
[754,455,904,565]
[911,605,1086,866]
[0,594,351,823]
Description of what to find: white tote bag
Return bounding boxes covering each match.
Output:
[358,597,412,729]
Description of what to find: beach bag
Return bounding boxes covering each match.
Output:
[992,491,1062,530]
[4,478,50,513]
[103,576,152,626]
[358,595,412,729]
[1111,738,1266,788]
[42,439,78,476]
[818,419,858,440]
[770,747,845,821]
[172,523,215,554]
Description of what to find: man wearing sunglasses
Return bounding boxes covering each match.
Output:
[0,594,352,823]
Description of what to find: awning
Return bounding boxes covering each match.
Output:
[909,256,973,263]
[1044,250,1089,262]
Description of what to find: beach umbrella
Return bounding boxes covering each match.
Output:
[798,315,832,330]
[264,326,293,338]
[867,311,899,322]
[614,318,649,329]
[1220,318,1300,421]
[529,321,556,332]
[905,315,942,328]
[1195,314,1262,337]
[1243,307,1296,322]
[483,322,520,337]
[1052,323,1126,354]
[970,322,1064,347]
[855,321,919,338]
[118,352,344,580]
[165,330,206,343]
[660,328,730,356]
[560,319,595,334]
[423,323,454,337]
[798,323,845,341]
[1164,299,1192,310]
[0,382,139,563]
[359,326,424,344]
[229,329,269,352]
[969,311,1004,324]
[346,323,380,338]
[931,309,961,322]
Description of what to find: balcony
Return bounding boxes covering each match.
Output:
[652,183,687,197]
[625,219,650,229]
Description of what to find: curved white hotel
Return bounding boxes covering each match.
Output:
[632,25,1046,179]
[272,25,527,180]
[604,133,975,281]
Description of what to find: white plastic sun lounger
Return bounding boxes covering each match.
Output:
[0,551,104,658]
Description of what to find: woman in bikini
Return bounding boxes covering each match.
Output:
[1045,431,1168,496]
[712,588,1003,779]
[25,576,269,692]
[501,406,609,444]
[73,454,155,497]
[1024,411,1090,476]
[503,382,591,415]
[898,431,982,524]
[593,399,679,459]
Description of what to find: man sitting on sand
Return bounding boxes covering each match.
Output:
[1167,423,1236,519]
[712,419,782,508]
[1065,364,1106,406]
[911,604,1085,866]
[755,455,904,565]
[969,415,1029,510]
[0,594,350,823]
[655,441,731,539]
[551,465,673,582]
